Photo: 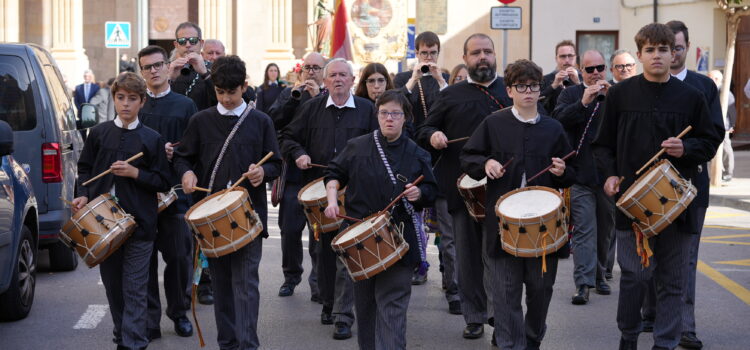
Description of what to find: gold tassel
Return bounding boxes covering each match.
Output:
[313,223,321,241]
[633,223,653,268]
[541,232,550,274]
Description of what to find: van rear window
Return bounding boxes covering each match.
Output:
[0,55,37,131]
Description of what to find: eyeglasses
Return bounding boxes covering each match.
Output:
[511,83,541,93]
[674,46,686,53]
[418,50,439,58]
[583,65,606,74]
[614,63,636,71]
[176,37,201,46]
[378,110,405,120]
[366,78,386,85]
[303,65,323,72]
[140,61,166,72]
[558,54,576,60]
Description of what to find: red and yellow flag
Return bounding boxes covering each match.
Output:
[330,0,353,60]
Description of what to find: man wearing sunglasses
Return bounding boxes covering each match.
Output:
[552,50,614,307]
[610,50,638,84]
[170,21,217,111]
[541,40,582,114]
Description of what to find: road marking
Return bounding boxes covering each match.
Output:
[697,260,750,306]
[702,233,750,240]
[700,239,750,246]
[705,212,748,219]
[73,304,109,329]
[715,259,750,267]
[714,268,750,272]
[703,225,749,230]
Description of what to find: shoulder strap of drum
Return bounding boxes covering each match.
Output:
[207,103,255,192]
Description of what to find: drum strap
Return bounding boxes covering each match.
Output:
[372,130,429,274]
[208,103,255,192]
[574,101,601,155]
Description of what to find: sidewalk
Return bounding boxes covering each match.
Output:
[709,150,750,212]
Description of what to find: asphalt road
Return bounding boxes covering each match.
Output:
[1,204,748,350]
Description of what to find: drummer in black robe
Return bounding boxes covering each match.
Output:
[280,58,377,339]
[173,56,282,350]
[591,24,721,350]
[461,59,575,350]
[415,33,511,339]
[323,90,438,350]
[72,72,172,350]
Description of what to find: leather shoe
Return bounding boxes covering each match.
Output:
[679,332,703,349]
[462,323,484,339]
[333,322,352,340]
[147,328,161,341]
[311,294,321,304]
[320,312,334,325]
[411,271,427,285]
[571,286,589,305]
[448,300,462,315]
[619,337,637,350]
[278,284,295,297]
[197,286,214,305]
[641,318,654,332]
[595,280,611,295]
[174,316,193,337]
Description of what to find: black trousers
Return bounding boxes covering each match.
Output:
[279,180,318,294]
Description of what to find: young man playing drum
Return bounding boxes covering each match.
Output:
[174,55,282,350]
[591,23,721,350]
[72,72,172,350]
[460,59,575,350]
[323,90,438,350]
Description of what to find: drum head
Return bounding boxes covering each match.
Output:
[335,213,386,243]
[299,178,326,201]
[459,174,486,189]
[188,191,245,220]
[497,189,561,219]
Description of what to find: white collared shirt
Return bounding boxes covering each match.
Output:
[672,67,688,81]
[467,74,499,88]
[511,106,540,124]
[147,86,171,99]
[114,116,140,130]
[326,93,356,109]
[217,101,248,116]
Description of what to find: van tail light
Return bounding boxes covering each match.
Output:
[42,142,63,183]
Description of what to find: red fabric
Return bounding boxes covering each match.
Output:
[330,0,353,60]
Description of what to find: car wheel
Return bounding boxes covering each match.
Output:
[48,240,78,271]
[0,226,36,321]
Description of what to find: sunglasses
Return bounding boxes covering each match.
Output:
[584,65,606,74]
[176,37,200,46]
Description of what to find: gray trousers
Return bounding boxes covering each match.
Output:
[354,262,413,350]
[451,208,489,325]
[722,132,734,177]
[489,253,558,350]
[317,229,355,326]
[435,197,459,303]
[682,207,707,334]
[209,237,262,350]
[606,228,617,275]
[147,213,193,329]
[570,184,614,287]
[279,180,318,295]
[100,238,153,349]
[616,226,690,349]
[333,257,355,325]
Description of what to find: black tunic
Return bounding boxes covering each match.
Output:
[173,106,282,237]
[591,74,723,231]
[460,108,575,257]
[280,94,378,184]
[170,64,217,111]
[256,83,286,114]
[552,84,605,186]
[393,71,450,128]
[541,70,582,114]
[416,79,512,212]
[324,132,438,266]
[140,91,198,214]
[77,120,172,241]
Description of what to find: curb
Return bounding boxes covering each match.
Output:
[709,194,750,212]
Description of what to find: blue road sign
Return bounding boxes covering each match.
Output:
[105,21,131,48]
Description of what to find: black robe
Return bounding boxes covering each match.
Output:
[591,74,723,231]
[460,108,575,257]
[170,64,217,111]
[173,106,282,237]
[77,120,172,241]
[280,94,378,185]
[393,71,450,128]
[541,70,582,114]
[416,79,512,212]
[325,132,438,266]
[256,83,286,115]
[552,84,605,186]
[140,91,198,214]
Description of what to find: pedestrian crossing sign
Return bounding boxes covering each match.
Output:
[105,21,131,48]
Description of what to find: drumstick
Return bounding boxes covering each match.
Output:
[192,186,210,193]
[446,136,470,144]
[502,157,515,169]
[337,214,363,223]
[614,176,625,189]
[635,125,692,176]
[222,151,275,198]
[526,150,577,184]
[59,196,76,207]
[82,152,144,186]
[378,175,425,216]
[309,163,328,169]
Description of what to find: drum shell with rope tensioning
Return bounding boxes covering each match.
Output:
[457,173,487,222]
[298,177,346,233]
[157,185,181,214]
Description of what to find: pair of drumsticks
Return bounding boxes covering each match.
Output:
[335,175,426,223]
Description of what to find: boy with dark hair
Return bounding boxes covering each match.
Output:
[592,23,721,349]
[137,44,199,341]
[72,72,172,350]
[174,55,282,349]
[461,59,575,349]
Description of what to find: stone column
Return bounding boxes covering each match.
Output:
[264,0,296,60]
[0,0,20,42]
[199,0,235,54]
[49,0,89,87]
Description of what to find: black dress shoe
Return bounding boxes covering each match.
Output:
[278,284,295,297]
[320,312,334,325]
[619,337,637,350]
[605,271,613,280]
[448,300,462,315]
[595,280,611,295]
[571,286,589,305]
[310,294,321,303]
[197,286,214,305]
[679,332,703,349]
[333,322,352,340]
[147,328,161,341]
[174,316,193,337]
[641,318,654,333]
[462,323,484,339]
